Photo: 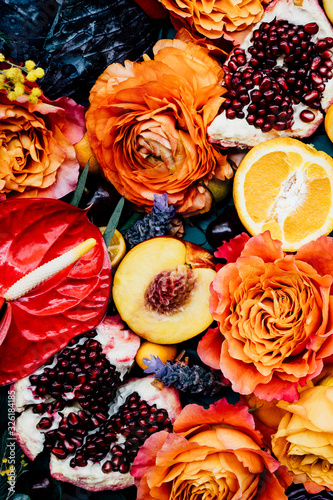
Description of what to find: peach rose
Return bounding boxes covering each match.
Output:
[198,232,333,402]
[272,373,333,493]
[132,398,290,500]
[0,90,85,199]
[155,0,266,40]
[86,39,232,216]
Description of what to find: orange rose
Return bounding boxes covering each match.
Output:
[156,0,266,40]
[198,232,333,402]
[132,398,290,500]
[0,91,85,199]
[86,39,232,216]
[272,374,333,493]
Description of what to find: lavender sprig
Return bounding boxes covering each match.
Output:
[123,193,176,249]
[144,355,224,397]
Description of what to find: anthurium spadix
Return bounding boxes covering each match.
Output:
[0,199,111,385]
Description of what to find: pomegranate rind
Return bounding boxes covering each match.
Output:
[12,315,140,415]
[208,0,333,148]
[95,315,141,379]
[49,376,181,491]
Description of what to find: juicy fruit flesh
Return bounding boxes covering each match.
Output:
[233,138,333,251]
[113,238,216,344]
[208,0,333,147]
[14,318,180,491]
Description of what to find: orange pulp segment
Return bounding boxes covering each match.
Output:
[233,138,333,251]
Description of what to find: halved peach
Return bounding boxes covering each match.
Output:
[112,237,216,344]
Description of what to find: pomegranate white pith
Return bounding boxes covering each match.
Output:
[208,0,333,148]
[13,315,181,490]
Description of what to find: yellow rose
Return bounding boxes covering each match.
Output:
[272,374,333,493]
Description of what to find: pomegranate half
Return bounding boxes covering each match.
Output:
[13,315,181,491]
[208,0,333,148]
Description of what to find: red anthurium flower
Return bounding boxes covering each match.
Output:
[0,198,111,385]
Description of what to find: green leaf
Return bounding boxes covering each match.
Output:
[70,163,89,207]
[103,197,125,248]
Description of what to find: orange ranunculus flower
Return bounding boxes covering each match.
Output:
[155,0,266,40]
[272,373,333,493]
[131,398,290,500]
[0,91,85,199]
[198,231,333,403]
[85,39,232,216]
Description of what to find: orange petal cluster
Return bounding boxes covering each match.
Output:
[199,231,333,402]
[156,0,266,40]
[0,92,85,199]
[86,39,232,215]
[272,374,333,493]
[132,398,290,500]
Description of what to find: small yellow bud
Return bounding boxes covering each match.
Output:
[14,83,25,96]
[28,95,38,104]
[30,87,42,97]
[25,60,35,71]
[4,67,24,84]
[26,70,37,82]
[7,91,17,101]
[34,67,45,79]
[2,458,8,463]
[0,53,5,62]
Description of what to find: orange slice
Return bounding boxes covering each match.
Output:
[99,227,126,267]
[74,132,101,175]
[233,138,333,252]
[325,104,333,143]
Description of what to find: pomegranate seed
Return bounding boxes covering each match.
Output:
[52,447,68,459]
[316,40,328,53]
[236,54,246,65]
[257,108,266,117]
[254,117,264,129]
[37,417,52,430]
[232,99,243,111]
[325,37,333,49]
[279,41,290,54]
[263,90,275,101]
[244,79,254,89]
[304,22,319,34]
[75,454,87,467]
[300,110,315,122]
[250,90,261,102]
[325,59,333,68]
[262,123,272,132]
[303,90,319,103]
[246,114,256,125]
[228,60,238,71]
[102,461,112,473]
[273,121,287,130]
[321,50,332,60]
[119,462,130,474]
[33,403,45,413]
[71,437,84,446]
[250,58,259,67]
[240,94,250,104]
[226,109,237,119]
[266,114,276,123]
[64,439,76,452]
